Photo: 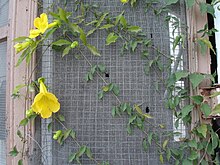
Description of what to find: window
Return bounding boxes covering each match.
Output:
[0,0,9,164]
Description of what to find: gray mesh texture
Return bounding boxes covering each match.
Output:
[35,1,188,165]
[0,41,7,165]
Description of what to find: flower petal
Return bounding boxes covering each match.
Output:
[46,93,60,113]
[34,17,41,29]
[39,82,48,93]
[40,13,48,25]
[40,107,52,118]
[29,29,41,38]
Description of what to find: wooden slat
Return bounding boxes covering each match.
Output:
[6,0,37,165]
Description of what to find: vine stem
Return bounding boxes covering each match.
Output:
[53,116,81,147]
[78,50,122,104]
[53,116,100,164]
[143,130,177,161]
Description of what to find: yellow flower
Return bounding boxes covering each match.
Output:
[29,13,60,38]
[31,79,60,118]
[121,0,129,4]
[14,41,30,53]
[29,13,48,38]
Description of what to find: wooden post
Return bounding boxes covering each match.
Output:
[6,0,37,164]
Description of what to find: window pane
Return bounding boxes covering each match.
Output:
[0,0,9,27]
[0,41,7,164]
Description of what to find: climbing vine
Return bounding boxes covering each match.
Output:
[9,0,220,164]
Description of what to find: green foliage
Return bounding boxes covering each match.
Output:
[12,1,220,164]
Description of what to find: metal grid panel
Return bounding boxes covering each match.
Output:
[38,1,188,164]
[0,41,7,165]
[0,0,8,27]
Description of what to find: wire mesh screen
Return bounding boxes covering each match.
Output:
[0,41,7,165]
[36,1,188,164]
[0,0,8,27]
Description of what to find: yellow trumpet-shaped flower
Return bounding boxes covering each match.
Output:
[29,13,59,39]
[29,13,48,38]
[31,80,60,118]
[120,0,129,4]
[14,41,31,53]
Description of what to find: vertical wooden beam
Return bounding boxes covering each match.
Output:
[186,0,211,161]
[6,0,37,164]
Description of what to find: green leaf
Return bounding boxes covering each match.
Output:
[198,38,215,55]
[142,138,148,151]
[102,85,109,92]
[211,132,219,150]
[197,124,207,138]
[200,103,211,117]
[86,147,93,159]
[77,145,87,157]
[106,33,119,45]
[63,129,72,141]
[173,35,181,51]
[189,73,205,89]
[13,36,30,42]
[98,91,104,100]
[47,122,52,131]
[115,11,124,25]
[191,95,203,105]
[134,104,143,114]
[70,130,76,140]
[68,152,77,163]
[62,46,71,57]
[52,39,71,46]
[112,85,120,96]
[58,114,65,122]
[162,139,169,149]
[99,24,114,29]
[188,139,197,149]
[96,13,109,27]
[58,7,70,22]
[127,124,132,135]
[97,64,106,73]
[148,132,153,145]
[19,118,29,126]
[165,0,178,5]
[120,16,127,28]
[135,104,153,118]
[87,44,101,56]
[175,71,189,81]
[18,159,23,165]
[127,26,142,33]
[87,28,97,37]
[159,154,164,164]
[211,104,220,115]
[17,130,23,139]
[166,148,171,161]
[129,115,137,124]
[79,28,87,45]
[210,91,220,98]
[112,107,116,117]
[9,146,19,157]
[182,159,193,165]
[188,150,198,160]
[185,0,195,8]
[181,105,194,118]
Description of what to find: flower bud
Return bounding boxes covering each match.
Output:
[26,109,34,118]
[53,130,62,140]
[120,0,129,4]
[48,20,61,29]
[14,41,31,53]
[70,41,79,48]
